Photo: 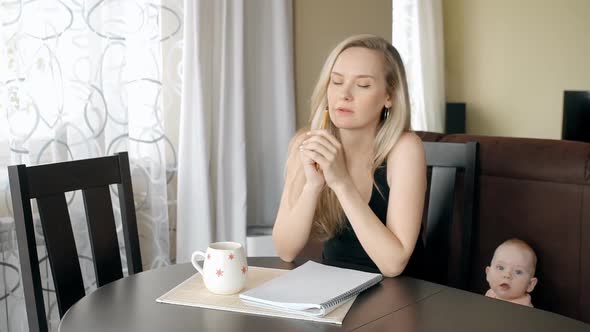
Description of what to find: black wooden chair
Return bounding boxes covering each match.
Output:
[421,141,478,290]
[8,152,142,332]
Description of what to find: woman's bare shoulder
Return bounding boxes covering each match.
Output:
[385,132,426,183]
[387,132,425,163]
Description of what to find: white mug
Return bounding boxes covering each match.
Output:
[191,241,248,295]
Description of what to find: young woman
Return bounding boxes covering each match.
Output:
[272,35,426,277]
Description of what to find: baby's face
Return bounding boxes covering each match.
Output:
[486,244,536,300]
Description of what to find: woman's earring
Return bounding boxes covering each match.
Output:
[383,107,390,120]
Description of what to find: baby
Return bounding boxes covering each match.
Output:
[485,238,537,307]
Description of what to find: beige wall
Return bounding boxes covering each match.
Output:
[293,0,392,129]
[444,0,590,138]
[294,0,590,138]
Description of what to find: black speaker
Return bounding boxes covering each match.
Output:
[445,102,466,134]
[562,91,590,142]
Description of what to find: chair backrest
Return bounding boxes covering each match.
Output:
[8,152,142,332]
[422,141,478,290]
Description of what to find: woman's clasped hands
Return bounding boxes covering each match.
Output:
[299,129,350,191]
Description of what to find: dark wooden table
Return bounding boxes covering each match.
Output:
[59,257,589,331]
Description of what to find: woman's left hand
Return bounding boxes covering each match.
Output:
[299,130,351,191]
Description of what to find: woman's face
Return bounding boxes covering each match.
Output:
[327,47,392,131]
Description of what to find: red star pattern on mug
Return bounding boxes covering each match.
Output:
[228,253,235,260]
[241,266,247,274]
[216,269,224,277]
[207,254,211,260]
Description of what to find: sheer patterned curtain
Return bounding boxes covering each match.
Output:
[0,0,183,331]
[392,0,445,132]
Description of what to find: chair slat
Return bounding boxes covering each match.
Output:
[459,142,478,287]
[36,194,85,317]
[27,157,120,198]
[8,165,48,332]
[425,166,457,284]
[117,152,142,274]
[82,186,123,287]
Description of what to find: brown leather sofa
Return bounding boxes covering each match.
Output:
[301,132,590,323]
[418,132,590,324]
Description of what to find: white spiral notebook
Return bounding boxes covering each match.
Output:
[239,261,383,317]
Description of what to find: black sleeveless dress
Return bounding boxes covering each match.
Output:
[322,163,425,277]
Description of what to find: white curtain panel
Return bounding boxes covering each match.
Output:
[392,0,445,132]
[176,0,295,262]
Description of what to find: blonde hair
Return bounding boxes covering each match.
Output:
[294,34,412,240]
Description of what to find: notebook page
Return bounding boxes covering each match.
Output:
[239,261,382,309]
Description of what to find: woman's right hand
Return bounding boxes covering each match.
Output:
[298,137,325,190]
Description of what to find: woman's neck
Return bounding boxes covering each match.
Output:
[338,127,376,169]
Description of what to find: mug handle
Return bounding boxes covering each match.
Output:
[191,251,206,275]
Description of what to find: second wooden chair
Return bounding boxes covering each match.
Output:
[8,152,142,332]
